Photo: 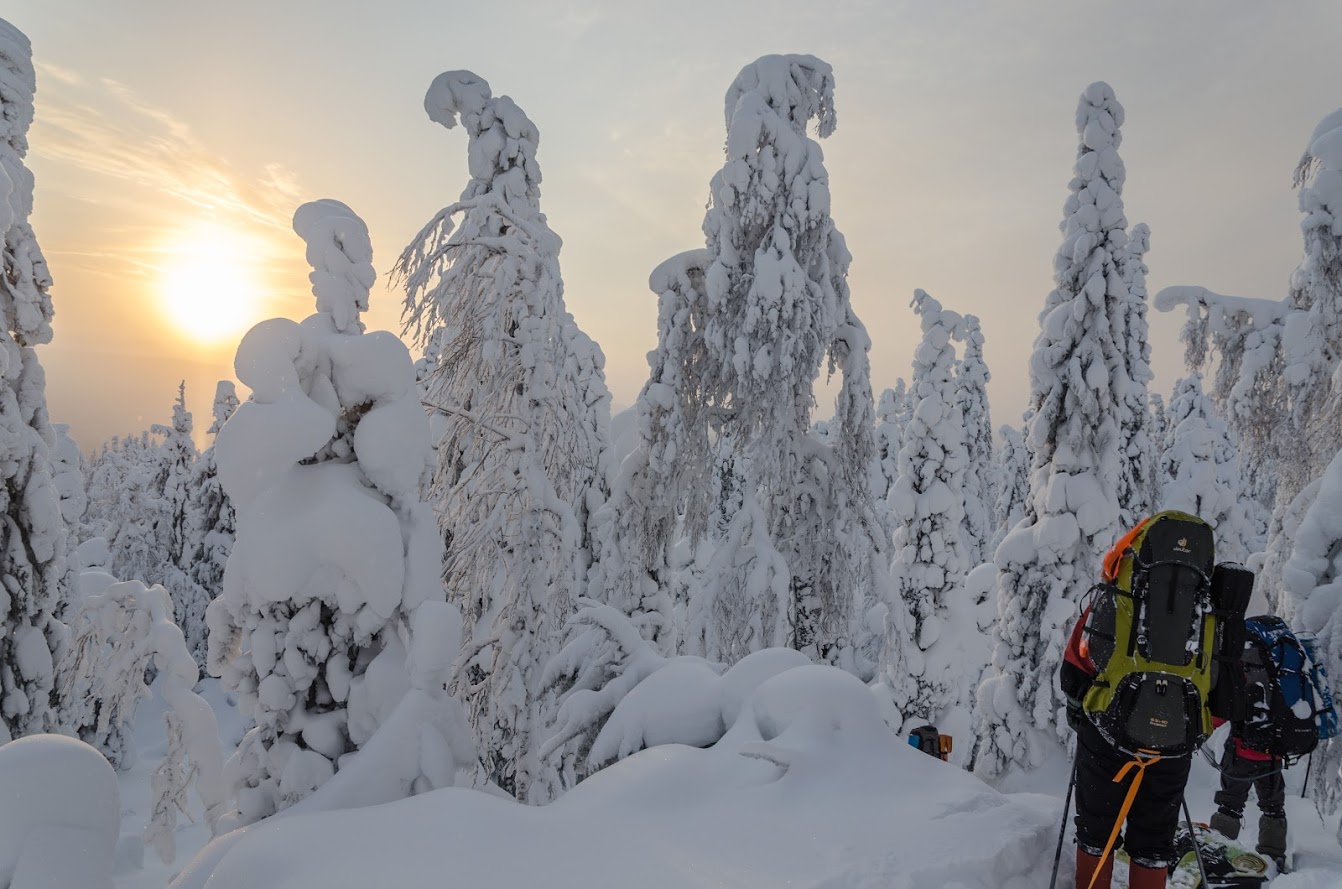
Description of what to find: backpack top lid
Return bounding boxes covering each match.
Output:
[1103,510,1215,585]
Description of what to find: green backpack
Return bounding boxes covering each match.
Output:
[1079,510,1217,756]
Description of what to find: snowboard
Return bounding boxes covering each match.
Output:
[1111,826,1276,889]
[1167,823,1277,889]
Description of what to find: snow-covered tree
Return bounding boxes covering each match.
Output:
[1147,391,1168,509]
[394,72,609,803]
[587,251,711,657]
[0,19,67,743]
[874,379,911,504]
[152,382,210,664]
[976,83,1131,776]
[1280,449,1342,824]
[207,199,455,822]
[957,314,994,566]
[180,381,238,664]
[689,54,884,666]
[990,420,1030,557]
[1113,222,1155,527]
[1159,108,1342,597]
[885,290,969,726]
[1158,375,1256,562]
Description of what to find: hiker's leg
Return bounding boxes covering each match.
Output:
[1254,757,1286,818]
[1122,751,1192,870]
[1073,721,1126,884]
[1211,742,1251,818]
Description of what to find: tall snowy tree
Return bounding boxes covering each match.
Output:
[990,419,1030,558]
[180,380,239,665]
[884,290,969,725]
[0,20,68,742]
[207,199,455,822]
[1158,375,1256,563]
[957,314,994,566]
[394,71,610,802]
[1147,391,1168,508]
[1159,108,1342,599]
[1113,222,1156,527]
[153,383,210,661]
[874,379,911,503]
[587,251,712,657]
[687,54,885,666]
[1281,450,1342,826]
[976,83,1131,776]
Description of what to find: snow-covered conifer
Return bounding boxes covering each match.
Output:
[1158,375,1255,562]
[874,380,911,503]
[207,200,454,822]
[180,381,238,664]
[153,382,210,662]
[976,83,1131,775]
[1113,222,1156,527]
[1147,392,1168,509]
[957,314,994,566]
[0,20,67,742]
[990,420,1030,558]
[1159,108,1342,593]
[395,73,609,802]
[691,55,884,665]
[884,290,969,725]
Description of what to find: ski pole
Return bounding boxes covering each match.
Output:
[1303,751,1313,798]
[1049,758,1078,889]
[1180,797,1210,889]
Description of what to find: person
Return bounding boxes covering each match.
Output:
[1058,510,1224,889]
[1207,719,1286,865]
[1062,612,1193,889]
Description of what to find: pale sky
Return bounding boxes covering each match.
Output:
[7,1,1341,450]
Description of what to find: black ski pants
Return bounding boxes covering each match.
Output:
[1213,741,1285,819]
[1073,719,1192,868]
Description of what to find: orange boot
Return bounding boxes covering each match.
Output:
[1127,863,1167,889]
[1075,849,1114,889]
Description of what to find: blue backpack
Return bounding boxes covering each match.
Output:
[1237,616,1339,760]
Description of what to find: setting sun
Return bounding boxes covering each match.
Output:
[156,224,264,344]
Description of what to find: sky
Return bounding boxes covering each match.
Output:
[5,1,1342,451]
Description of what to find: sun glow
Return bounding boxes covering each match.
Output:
[156,223,266,344]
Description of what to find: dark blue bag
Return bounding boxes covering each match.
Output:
[1238,616,1339,760]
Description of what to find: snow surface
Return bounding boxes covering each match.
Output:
[0,734,119,889]
[175,666,1061,889]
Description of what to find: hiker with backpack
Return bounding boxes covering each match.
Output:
[1058,511,1254,889]
[1208,614,1340,869]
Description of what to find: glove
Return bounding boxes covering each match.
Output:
[1065,698,1084,732]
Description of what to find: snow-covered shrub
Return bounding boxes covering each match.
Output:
[0,16,67,743]
[976,83,1132,776]
[208,199,455,823]
[394,71,610,803]
[0,734,119,889]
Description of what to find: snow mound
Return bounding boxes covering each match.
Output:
[178,665,1057,889]
[0,734,119,889]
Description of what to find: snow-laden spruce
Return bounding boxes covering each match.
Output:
[990,419,1029,558]
[182,379,238,665]
[394,71,610,803]
[883,290,969,727]
[207,199,460,824]
[0,18,67,743]
[154,382,211,667]
[1113,221,1156,527]
[1158,374,1257,563]
[1159,109,1342,603]
[1281,448,1342,828]
[587,251,712,658]
[976,83,1133,776]
[689,54,886,666]
[874,379,911,505]
[957,314,994,567]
